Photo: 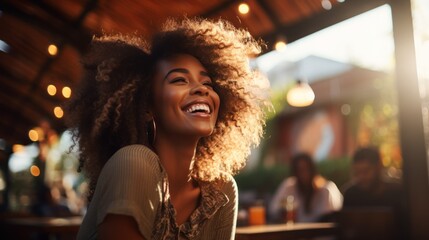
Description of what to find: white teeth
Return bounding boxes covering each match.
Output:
[185,103,211,114]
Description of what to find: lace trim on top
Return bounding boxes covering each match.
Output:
[151,174,229,240]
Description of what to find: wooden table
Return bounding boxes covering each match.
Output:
[0,216,82,239]
[235,222,337,240]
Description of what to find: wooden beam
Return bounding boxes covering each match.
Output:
[255,0,282,28]
[202,0,237,18]
[0,103,35,127]
[26,0,98,94]
[0,54,75,108]
[0,83,54,123]
[390,0,429,239]
[0,66,63,105]
[1,1,91,52]
[33,0,76,27]
[260,0,388,52]
[0,106,34,145]
[1,0,98,145]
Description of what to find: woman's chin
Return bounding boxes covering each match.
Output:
[193,128,214,138]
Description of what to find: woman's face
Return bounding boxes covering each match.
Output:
[151,54,220,139]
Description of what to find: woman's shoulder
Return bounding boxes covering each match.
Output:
[222,173,237,190]
[281,177,297,188]
[320,179,341,194]
[216,174,238,208]
[101,144,162,179]
[111,144,158,160]
[210,173,238,199]
[324,179,339,188]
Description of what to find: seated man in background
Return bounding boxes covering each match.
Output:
[341,147,406,240]
[343,147,402,208]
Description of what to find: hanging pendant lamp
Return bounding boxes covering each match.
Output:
[286,79,315,107]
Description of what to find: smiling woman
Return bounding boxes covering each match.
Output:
[65,18,270,240]
[151,54,220,140]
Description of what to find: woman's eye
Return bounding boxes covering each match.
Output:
[171,78,186,84]
[203,81,214,88]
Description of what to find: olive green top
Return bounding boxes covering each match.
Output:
[77,144,238,240]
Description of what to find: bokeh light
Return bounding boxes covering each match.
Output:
[47,84,57,96]
[12,144,24,153]
[62,86,71,98]
[48,44,58,56]
[28,129,38,142]
[54,106,64,118]
[274,40,287,51]
[238,3,250,15]
[30,165,40,177]
[321,0,332,10]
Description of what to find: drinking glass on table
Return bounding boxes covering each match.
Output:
[248,200,266,225]
[284,195,296,225]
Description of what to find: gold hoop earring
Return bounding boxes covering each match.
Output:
[151,119,157,144]
[147,119,157,145]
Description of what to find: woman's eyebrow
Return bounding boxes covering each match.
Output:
[163,68,211,80]
[163,68,189,80]
[200,71,210,77]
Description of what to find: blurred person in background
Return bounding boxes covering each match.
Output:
[342,147,403,208]
[269,153,342,223]
[341,146,405,240]
[66,18,269,240]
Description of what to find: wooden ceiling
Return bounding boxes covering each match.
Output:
[0,0,387,146]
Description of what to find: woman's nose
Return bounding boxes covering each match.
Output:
[190,83,209,96]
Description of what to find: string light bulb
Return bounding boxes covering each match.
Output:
[238,2,250,15]
[48,44,58,56]
[28,129,39,142]
[62,86,71,98]
[286,80,315,107]
[28,127,44,141]
[54,106,64,118]
[47,84,57,96]
[30,165,41,177]
[274,37,287,51]
[321,0,333,10]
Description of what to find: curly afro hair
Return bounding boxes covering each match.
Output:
[66,18,271,200]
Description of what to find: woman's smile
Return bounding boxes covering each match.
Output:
[183,101,212,116]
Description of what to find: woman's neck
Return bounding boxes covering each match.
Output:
[153,134,200,194]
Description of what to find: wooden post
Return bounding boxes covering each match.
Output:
[390,0,429,239]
